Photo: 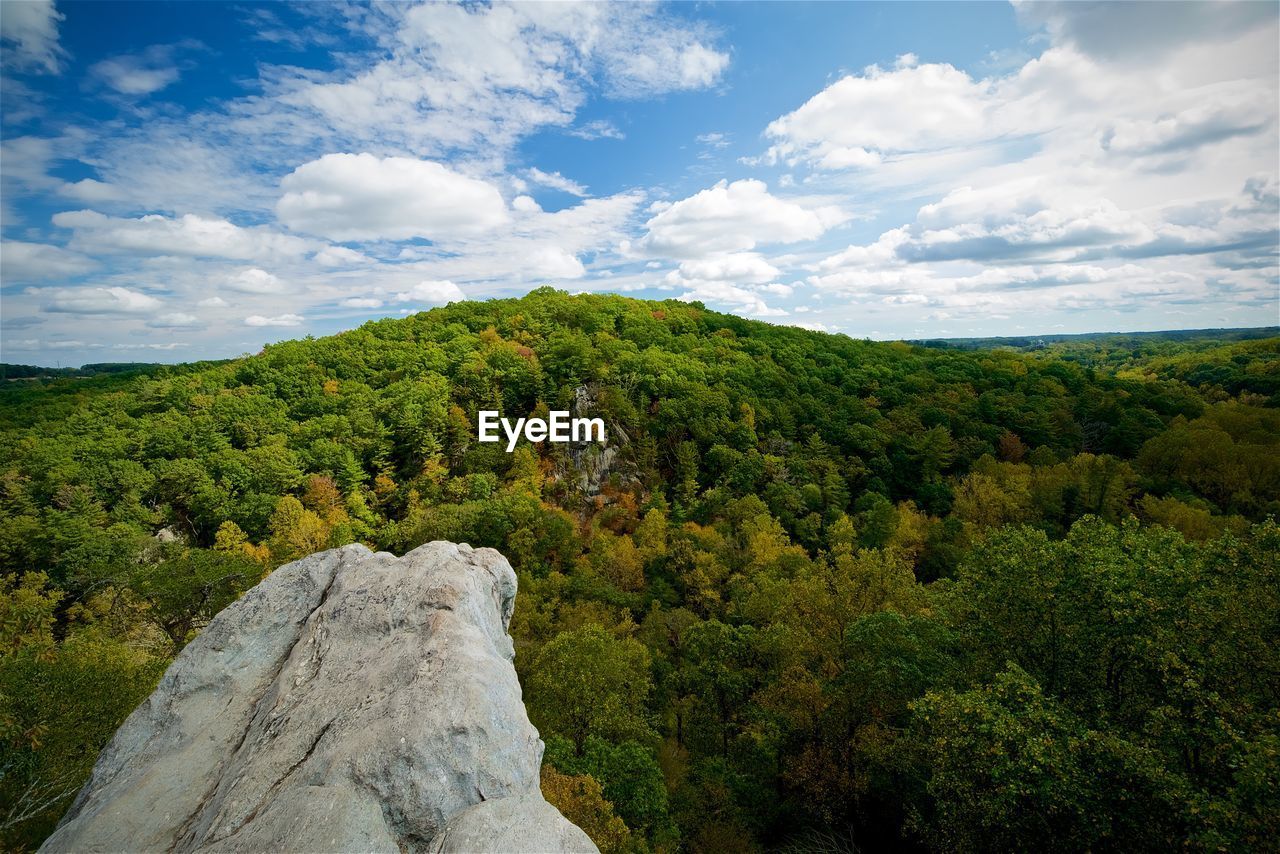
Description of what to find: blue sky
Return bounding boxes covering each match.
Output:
[1,1,1277,366]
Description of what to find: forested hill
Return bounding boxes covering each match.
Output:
[2,288,1278,851]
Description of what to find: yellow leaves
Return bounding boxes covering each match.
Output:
[540,766,633,854]
[372,472,399,506]
[0,572,61,657]
[267,496,332,563]
[887,500,931,565]
[633,508,669,564]
[607,536,646,593]
[214,521,271,570]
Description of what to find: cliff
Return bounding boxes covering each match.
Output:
[40,542,596,853]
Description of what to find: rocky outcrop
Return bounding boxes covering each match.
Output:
[41,542,596,854]
[567,384,631,495]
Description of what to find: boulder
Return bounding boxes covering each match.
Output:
[41,542,596,854]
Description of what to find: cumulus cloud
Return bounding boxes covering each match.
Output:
[340,297,383,308]
[244,313,303,327]
[758,6,1277,177]
[637,179,845,258]
[667,253,780,285]
[37,286,163,314]
[225,268,291,294]
[762,59,995,169]
[1,240,97,281]
[512,195,542,214]
[788,319,831,332]
[394,280,467,305]
[312,245,372,267]
[0,0,65,73]
[675,281,788,317]
[524,247,586,280]
[53,210,312,260]
[406,190,644,285]
[660,250,796,317]
[277,153,509,241]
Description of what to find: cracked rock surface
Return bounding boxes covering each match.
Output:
[40,542,596,853]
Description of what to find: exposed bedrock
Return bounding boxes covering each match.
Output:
[41,542,596,853]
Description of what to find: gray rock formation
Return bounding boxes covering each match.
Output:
[41,542,596,854]
[567,384,631,495]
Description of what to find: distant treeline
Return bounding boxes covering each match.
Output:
[0,363,169,380]
[915,326,1278,351]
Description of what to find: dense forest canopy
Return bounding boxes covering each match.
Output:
[1,289,1277,851]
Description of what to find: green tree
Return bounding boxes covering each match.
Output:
[528,624,654,755]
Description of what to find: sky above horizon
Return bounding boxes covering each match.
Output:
[1,0,1277,366]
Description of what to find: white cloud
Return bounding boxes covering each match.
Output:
[312,245,371,266]
[661,250,796,317]
[601,25,728,97]
[147,312,203,329]
[394,280,467,305]
[512,195,542,214]
[58,178,128,203]
[402,190,644,285]
[340,297,383,308]
[53,210,312,260]
[255,3,726,159]
[89,44,187,96]
[815,176,1276,276]
[0,0,65,73]
[899,180,1153,263]
[526,167,588,197]
[1,240,96,281]
[675,281,788,317]
[788,319,831,332]
[524,247,585,280]
[1100,93,1273,158]
[197,296,227,308]
[638,179,845,259]
[37,286,163,315]
[1,135,61,194]
[1013,0,1275,63]
[759,10,1277,179]
[225,268,290,294]
[276,153,509,241]
[244,313,303,327]
[762,59,995,169]
[567,119,625,140]
[667,253,780,285]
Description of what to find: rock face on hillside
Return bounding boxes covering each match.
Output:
[40,542,596,854]
[568,383,631,495]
